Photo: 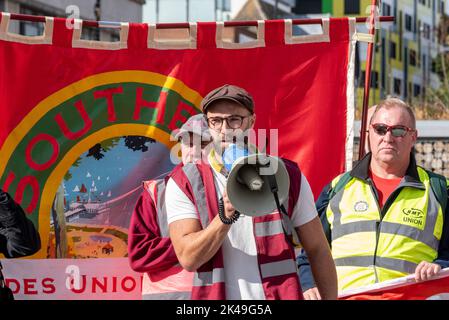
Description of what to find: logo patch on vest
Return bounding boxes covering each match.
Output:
[402,208,424,227]
[354,201,369,212]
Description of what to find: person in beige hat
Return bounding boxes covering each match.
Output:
[172,114,213,164]
[128,114,212,300]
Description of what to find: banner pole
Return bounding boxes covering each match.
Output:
[5,12,394,28]
[358,0,379,160]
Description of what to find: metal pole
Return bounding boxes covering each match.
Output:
[274,0,279,19]
[214,0,217,21]
[94,0,101,40]
[186,0,189,22]
[6,13,394,28]
[358,0,379,160]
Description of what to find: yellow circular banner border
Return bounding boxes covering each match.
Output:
[0,70,202,259]
[0,70,203,177]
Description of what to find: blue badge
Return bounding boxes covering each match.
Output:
[223,144,249,172]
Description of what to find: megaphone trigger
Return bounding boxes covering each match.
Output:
[237,165,264,191]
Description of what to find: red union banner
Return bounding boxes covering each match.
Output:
[0,13,358,299]
[1,258,142,300]
[339,268,449,300]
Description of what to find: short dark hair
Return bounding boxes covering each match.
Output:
[370,97,416,129]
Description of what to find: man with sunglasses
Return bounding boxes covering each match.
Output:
[165,84,337,300]
[298,97,449,298]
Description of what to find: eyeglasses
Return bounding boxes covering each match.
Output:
[206,115,250,131]
[370,123,415,138]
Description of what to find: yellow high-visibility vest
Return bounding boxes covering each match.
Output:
[327,167,445,292]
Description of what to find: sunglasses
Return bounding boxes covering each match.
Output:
[370,123,415,138]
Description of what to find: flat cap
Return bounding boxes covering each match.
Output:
[173,114,212,141]
[201,84,255,114]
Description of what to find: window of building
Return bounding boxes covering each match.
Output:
[405,14,413,31]
[344,0,360,14]
[110,30,120,42]
[359,71,365,88]
[413,84,421,97]
[217,0,231,11]
[360,71,379,88]
[394,78,402,95]
[418,0,426,5]
[382,3,391,16]
[423,23,431,39]
[423,54,427,73]
[293,0,322,14]
[372,71,379,88]
[81,26,99,41]
[431,59,437,73]
[389,41,396,58]
[19,7,46,36]
[0,0,4,11]
[410,49,417,66]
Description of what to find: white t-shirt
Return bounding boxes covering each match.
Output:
[165,167,318,300]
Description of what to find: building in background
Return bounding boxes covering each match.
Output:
[292,0,449,110]
[1,0,145,40]
[230,0,449,110]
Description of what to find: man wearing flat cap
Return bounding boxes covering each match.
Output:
[166,84,337,300]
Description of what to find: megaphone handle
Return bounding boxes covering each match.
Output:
[0,261,5,288]
[218,198,241,225]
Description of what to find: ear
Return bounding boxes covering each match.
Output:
[411,129,418,145]
[366,134,372,153]
[249,113,256,128]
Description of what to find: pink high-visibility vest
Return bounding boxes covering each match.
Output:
[170,160,304,300]
[129,175,208,300]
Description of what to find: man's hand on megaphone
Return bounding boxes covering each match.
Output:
[222,190,236,219]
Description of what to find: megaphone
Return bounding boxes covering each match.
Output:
[226,152,290,217]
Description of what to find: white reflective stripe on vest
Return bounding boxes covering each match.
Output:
[331,220,377,240]
[255,220,284,237]
[333,256,417,274]
[144,180,158,202]
[143,179,170,237]
[254,199,291,237]
[142,291,191,300]
[182,164,210,227]
[155,180,170,237]
[141,267,194,299]
[260,259,297,279]
[193,268,225,286]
